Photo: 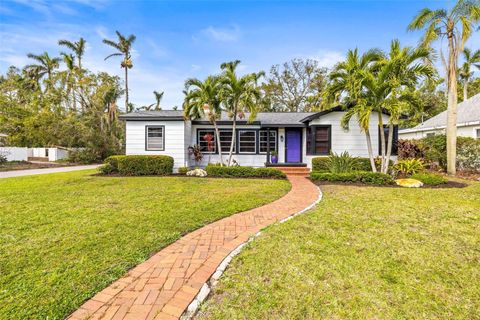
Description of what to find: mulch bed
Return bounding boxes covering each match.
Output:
[312,180,469,189]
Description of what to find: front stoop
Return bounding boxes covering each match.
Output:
[270,166,310,177]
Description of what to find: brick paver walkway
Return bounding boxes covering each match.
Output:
[68,176,320,320]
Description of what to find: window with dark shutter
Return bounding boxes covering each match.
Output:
[306,126,331,155]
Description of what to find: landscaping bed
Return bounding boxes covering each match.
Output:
[0,170,290,319]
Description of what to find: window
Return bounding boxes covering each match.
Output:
[146,126,164,151]
[219,130,234,153]
[259,130,277,153]
[378,125,398,155]
[306,126,331,155]
[476,129,480,139]
[238,130,256,153]
[198,129,216,153]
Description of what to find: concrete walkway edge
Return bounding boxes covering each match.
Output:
[0,164,100,179]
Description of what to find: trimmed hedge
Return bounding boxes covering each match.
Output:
[205,165,286,179]
[178,167,189,175]
[411,173,447,186]
[312,156,393,172]
[310,171,394,185]
[99,155,174,176]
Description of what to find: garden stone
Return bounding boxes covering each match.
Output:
[186,168,208,177]
[395,178,423,188]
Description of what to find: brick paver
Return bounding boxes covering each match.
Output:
[67,175,320,320]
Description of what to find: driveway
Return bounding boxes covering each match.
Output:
[0,164,101,179]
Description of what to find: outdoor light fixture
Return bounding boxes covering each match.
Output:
[280,135,284,142]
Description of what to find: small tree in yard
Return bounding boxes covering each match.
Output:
[408,0,480,175]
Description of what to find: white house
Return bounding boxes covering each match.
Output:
[119,107,396,172]
[399,93,480,140]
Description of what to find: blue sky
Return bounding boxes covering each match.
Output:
[1,0,478,109]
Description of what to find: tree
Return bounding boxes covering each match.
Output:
[58,37,86,70]
[408,0,480,175]
[103,31,136,111]
[261,58,327,112]
[326,48,382,172]
[183,76,224,165]
[153,90,164,111]
[459,47,480,101]
[24,52,61,89]
[220,60,263,166]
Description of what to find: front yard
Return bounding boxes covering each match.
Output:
[199,181,480,319]
[0,170,290,319]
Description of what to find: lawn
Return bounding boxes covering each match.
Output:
[0,170,290,320]
[199,181,480,319]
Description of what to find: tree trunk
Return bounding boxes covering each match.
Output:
[384,123,394,174]
[378,113,386,172]
[365,129,377,173]
[212,120,223,166]
[227,107,237,166]
[124,66,129,112]
[446,34,458,175]
[463,80,468,102]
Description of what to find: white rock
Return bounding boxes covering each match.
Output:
[186,168,208,177]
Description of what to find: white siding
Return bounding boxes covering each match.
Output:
[125,121,186,171]
[0,147,29,161]
[399,124,480,140]
[304,111,391,168]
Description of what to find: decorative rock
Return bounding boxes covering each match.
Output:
[395,178,423,188]
[186,168,208,177]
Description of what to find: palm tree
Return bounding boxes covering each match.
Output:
[408,0,480,175]
[25,52,61,89]
[220,60,263,166]
[153,90,164,111]
[459,47,480,101]
[58,37,86,70]
[103,31,136,111]
[326,48,382,172]
[184,76,224,165]
[374,40,435,173]
[60,53,77,110]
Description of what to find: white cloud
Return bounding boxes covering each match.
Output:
[305,50,345,69]
[200,25,241,42]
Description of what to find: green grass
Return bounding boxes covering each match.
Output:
[0,170,290,319]
[199,182,480,319]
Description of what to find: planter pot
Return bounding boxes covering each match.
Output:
[271,155,278,164]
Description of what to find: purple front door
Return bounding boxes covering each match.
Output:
[286,129,301,163]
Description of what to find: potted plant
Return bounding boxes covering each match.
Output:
[271,151,278,164]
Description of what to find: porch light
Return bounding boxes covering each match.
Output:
[280,135,284,142]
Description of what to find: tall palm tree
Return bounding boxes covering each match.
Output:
[408,0,480,175]
[220,60,263,166]
[58,37,86,70]
[184,76,224,165]
[60,53,77,110]
[25,52,61,89]
[459,47,480,101]
[103,31,136,111]
[153,90,164,111]
[326,48,382,172]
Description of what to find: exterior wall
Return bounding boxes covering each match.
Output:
[48,148,69,161]
[303,111,390,168]
[0,147,29,161]
[399,124,480,140]
[189,124,269,167]
[125,121,186,171]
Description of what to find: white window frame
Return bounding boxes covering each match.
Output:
[259,130,277,154]
[146,126,165,151]
[238,130,257,154]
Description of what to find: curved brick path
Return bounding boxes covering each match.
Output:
[68,176,320,320]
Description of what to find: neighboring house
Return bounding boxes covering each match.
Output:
[120,107,397,171]
[399,93,480,140]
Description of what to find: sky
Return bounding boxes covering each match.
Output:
[1,0,479,110]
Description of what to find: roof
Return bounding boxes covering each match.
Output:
[119,110,184,121]
[401,93,480,133]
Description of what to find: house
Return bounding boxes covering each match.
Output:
[399,93,480,140]
[119,107,396,172]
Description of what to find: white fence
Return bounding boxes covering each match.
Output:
[0,147,69,162]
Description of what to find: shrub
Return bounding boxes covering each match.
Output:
[411,173,447,186]
[457,137,480,172]
[99,155,174,176]
[312,157,329,172]
[310,171,394,185]
[394,158,424,176]
[323,151,361,173]
[178,167,189,175]
[0,153,7,165]
[397,139,423,159]
[312,155,393,173]
[68,148,102,164]
[205,165,286,179]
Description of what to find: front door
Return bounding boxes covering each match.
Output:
[285,129,302,163]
